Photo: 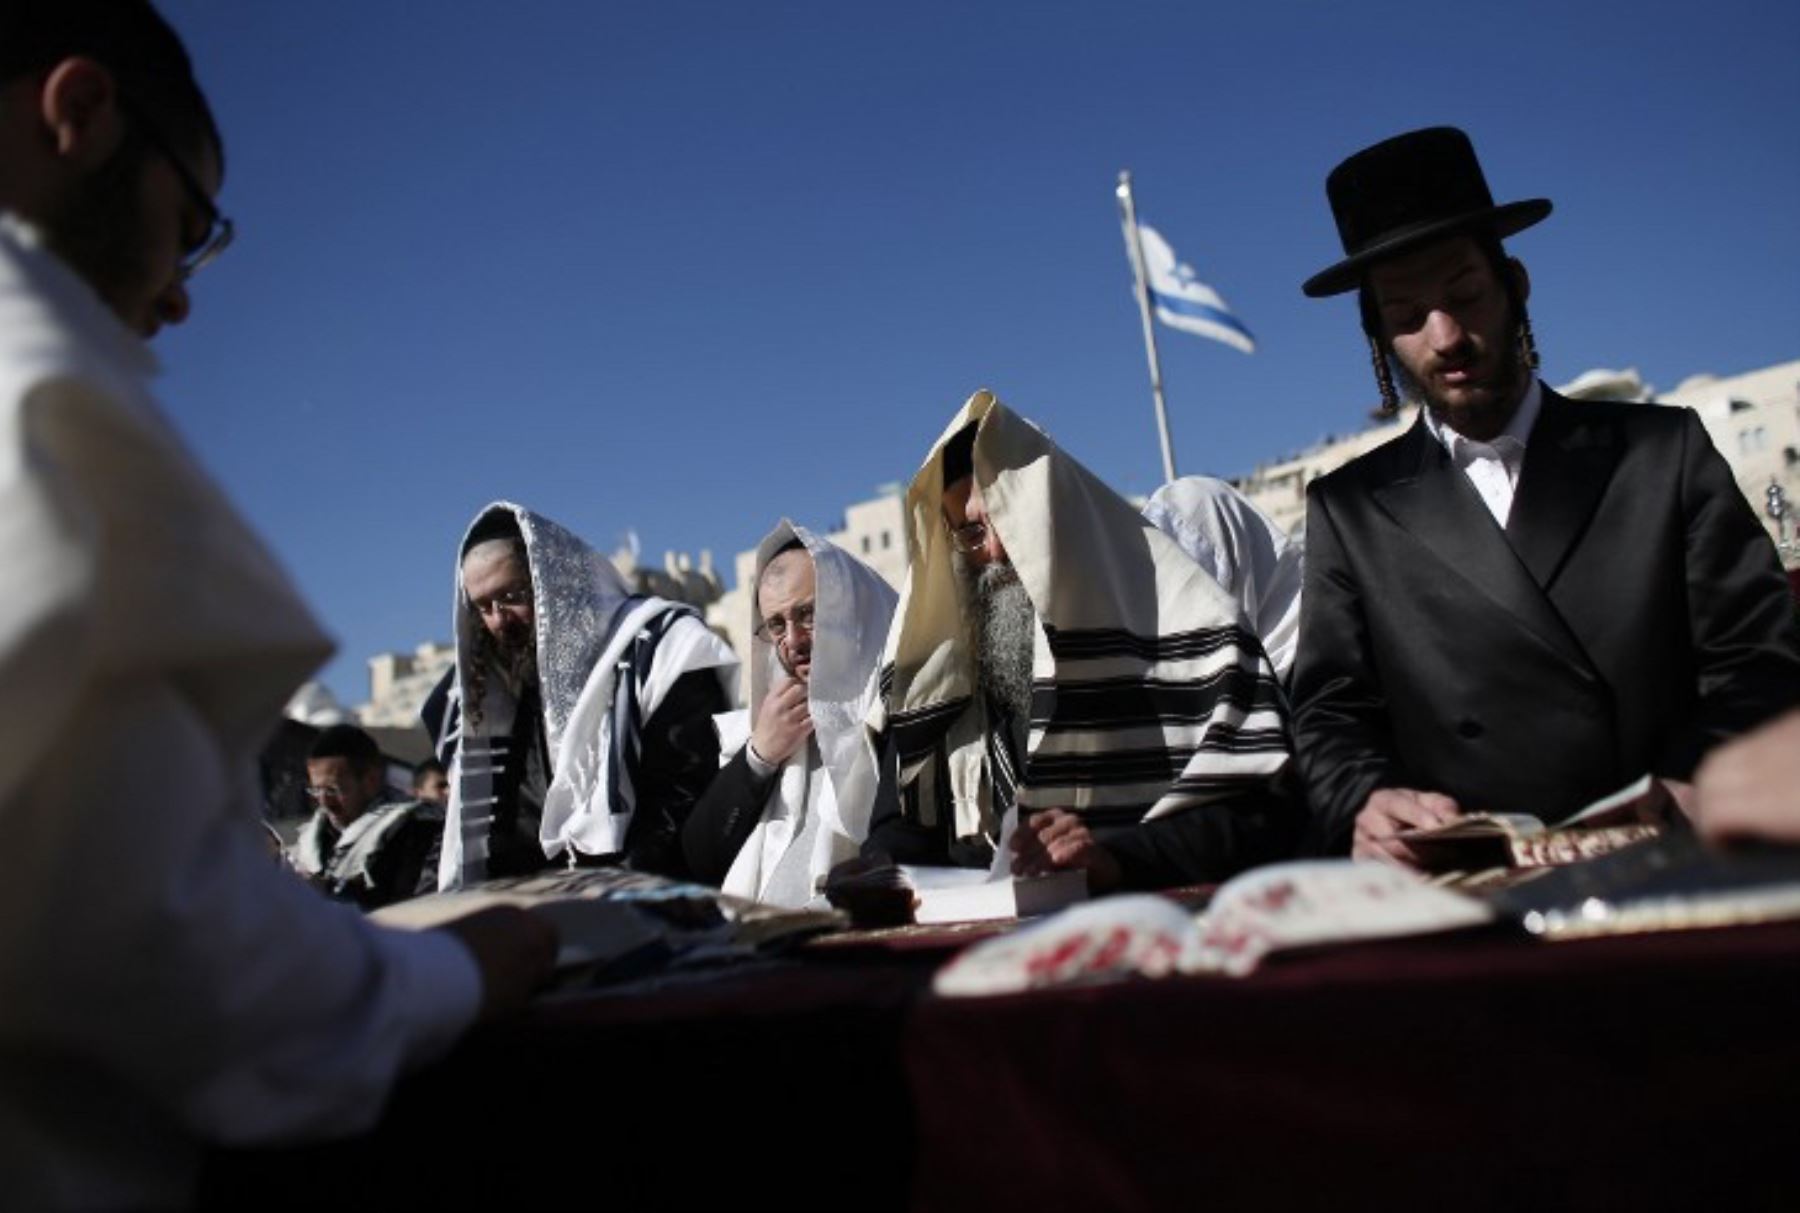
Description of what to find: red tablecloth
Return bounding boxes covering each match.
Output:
[203,919,1800,1211]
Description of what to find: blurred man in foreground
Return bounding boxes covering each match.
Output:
[0,5,553,1204]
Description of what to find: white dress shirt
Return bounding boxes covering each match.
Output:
[0,216,480,1208]
[1421,379,1543,527]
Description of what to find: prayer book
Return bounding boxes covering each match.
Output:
[933,861,1493,995]
[901,866,1090,925]
[1395,774,1665,872]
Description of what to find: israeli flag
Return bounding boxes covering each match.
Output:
[1129,222,1255,354]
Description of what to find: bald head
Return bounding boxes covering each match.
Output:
[757,546,816,682]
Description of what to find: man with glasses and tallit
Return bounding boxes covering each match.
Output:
[860,393,1302,893]
[423,503,740,890]
[682,522,897,907]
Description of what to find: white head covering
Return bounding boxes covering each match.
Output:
[1141,477,1304,679]
[719,521,897,907]
[872,391,1290,852]
[437,502,738,889]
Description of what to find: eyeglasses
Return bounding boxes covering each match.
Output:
[303,784,346,803]
[119,95,234,280]
[470,585,533,618]
[947,519,990,555]
[755,602,815,643]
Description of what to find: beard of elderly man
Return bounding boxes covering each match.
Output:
[942,473,1126,892]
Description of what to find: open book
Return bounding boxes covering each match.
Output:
[933,860,1493,995]
[903,866,1089,925]
[823,861,1089,927]
[1395,774,1666,871]
[372,867,842,971]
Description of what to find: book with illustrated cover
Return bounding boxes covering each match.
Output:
[1397,774,1667,871]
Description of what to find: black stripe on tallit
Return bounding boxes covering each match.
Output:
[1025,724,1290,785]
[1031,669,1285,733]
[1042,622,1262,663]
[891,696,971,764]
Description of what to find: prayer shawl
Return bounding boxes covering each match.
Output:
[871,391,1290,852]
[1141,477,1305,680]
[294,798,427,896]
[717,522,897,907]
[436,503,737,890]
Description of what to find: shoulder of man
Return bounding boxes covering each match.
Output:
[1307,419,1425,500]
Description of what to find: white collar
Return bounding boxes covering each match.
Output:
[1423,378,1543,463]
[0,212,159,380]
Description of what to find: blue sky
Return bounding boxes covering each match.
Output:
[156,0,1799,704]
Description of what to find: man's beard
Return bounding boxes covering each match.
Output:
[974,563,1035,721]
[43,140,158,328]
[1392,333,1527,440]
[478,625,538,695]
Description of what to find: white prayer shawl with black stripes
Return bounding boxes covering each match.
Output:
[435,502,738,891]
[870,391,1290,851]
[1141,476,1305,680]
[718,522,897,907]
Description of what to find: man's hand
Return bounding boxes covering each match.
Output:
[1352,788,1462,867]
[440,906,558,1022]
[1693,711,1800,845]
[1009,808,1124,894]
[751,679,813,767]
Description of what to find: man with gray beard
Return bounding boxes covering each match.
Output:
[862,397,1299,892]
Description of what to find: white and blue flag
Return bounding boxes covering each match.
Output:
[1127,222,1255,354]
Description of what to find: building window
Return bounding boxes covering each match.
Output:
[1729,398,1756,413]
[881,530,892,550]
[861,536,872,554]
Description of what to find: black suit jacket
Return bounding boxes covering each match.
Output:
[1293,390,1800,852]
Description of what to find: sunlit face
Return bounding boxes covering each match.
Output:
[942,476,1009,570]
[1368,235,1528,441]
[757,550,817,683]
[305,756,381,830]
[462,546,535,653]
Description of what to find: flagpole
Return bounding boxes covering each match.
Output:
[1117,170,1178,484]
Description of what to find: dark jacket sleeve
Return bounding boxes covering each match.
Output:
[860,729,954,866]
[624,668,730,880]
[681,746,779,886]
[1094,782,1304,892]
[1663,408,1800,775]
[367,810,442,910]
[1289,480,1400,855]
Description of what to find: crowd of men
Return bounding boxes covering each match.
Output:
[1,2,1797,1206]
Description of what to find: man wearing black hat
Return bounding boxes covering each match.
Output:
[1291,126,1800,866]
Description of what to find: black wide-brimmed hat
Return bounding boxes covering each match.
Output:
[1301,126,1551,298]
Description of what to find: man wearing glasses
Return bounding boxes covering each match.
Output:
[0,4,553,1205]
[862,395,1300,892]
[294,725,442,911]
[682,523,897,906]
[426,503,740,891]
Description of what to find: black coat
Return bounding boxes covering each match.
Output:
[1292,390,1800,852]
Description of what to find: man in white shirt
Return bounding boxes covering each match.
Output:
[0,4,554,1205]
[1290,126,1800,866]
